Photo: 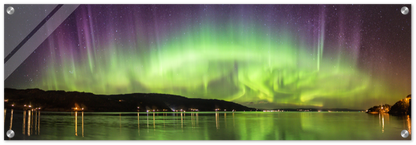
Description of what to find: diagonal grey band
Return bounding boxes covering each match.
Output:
[4,4,79,80]
[5,4,63,63]
[4,4,59,58]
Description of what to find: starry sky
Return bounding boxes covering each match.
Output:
[5,5,411,109]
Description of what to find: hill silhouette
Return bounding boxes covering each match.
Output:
[365,94,411,116]
[4,88,257,112]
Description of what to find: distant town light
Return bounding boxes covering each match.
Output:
[4,99,8,102]
[24,104,27,107]
[28,105,32,108]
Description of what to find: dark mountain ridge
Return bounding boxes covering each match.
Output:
[4,88,257,112]
[365,94,411,116]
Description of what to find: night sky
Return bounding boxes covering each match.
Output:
[5,5,411,109]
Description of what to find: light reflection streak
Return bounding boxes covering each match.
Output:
[23,110,26,135]
[38,111,40,135]
[35,110,37,134]
[183,112,185,131]
[75,111,78,136]
[163,113,165,128]
[224,113,227,128]
[407,115,411,134]
[82,111,84,137]
[147,113,149,133]
[382,114,384,133]
[181,112,183,130]
[233,112,235,127]
[28,110,31,136]
[379,113,381,126]
[378,113,390,133]
[119,113,122,134]
[4,109,6,123]
[74,111,84,137]
[191,113,194,129]
[174,113,176,127]
[9,109,13,130]
[137,113,140,136]
[215,112,219,129]
[31,110,33,134]
[18,110,41,137]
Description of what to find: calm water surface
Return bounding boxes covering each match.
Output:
[3,110,412,140]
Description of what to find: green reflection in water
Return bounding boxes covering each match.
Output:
[3,111,412,140]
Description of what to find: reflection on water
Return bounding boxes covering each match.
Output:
[181,112,183,129]
[82,111,84,137]
[153,112,155,130]
[28,110,31,136]
[406,115,411,134]
[379,113,389,133]
[224,113,227,128]
[75,111,77,136]
[38,111,40,135]
[4,109,6,123]
[23,110,26,135]
[3,110,413,140]
[215,112,219,129]
[9,109,13,130]
[119,113,121,134]
[34,110,37,135]
[232,112,235,127]
[137,113,140,135]
[74,111,85,137]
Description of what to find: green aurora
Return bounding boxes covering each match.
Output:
[5,5,411,109]
[41,23,390,109]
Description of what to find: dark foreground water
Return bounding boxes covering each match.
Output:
[3,110,412,140]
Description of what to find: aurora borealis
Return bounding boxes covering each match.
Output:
[5,5,411,109]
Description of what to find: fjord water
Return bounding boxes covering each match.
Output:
[3,110,411,140]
